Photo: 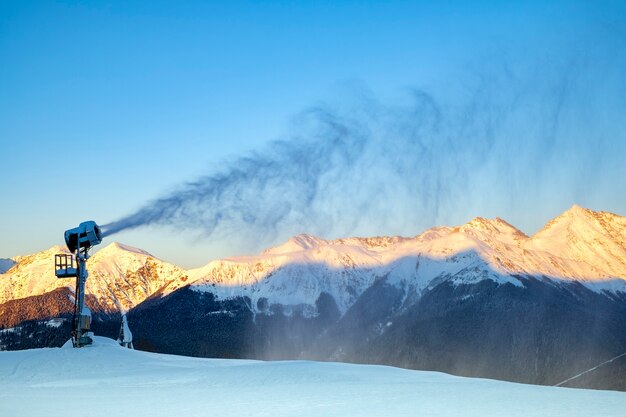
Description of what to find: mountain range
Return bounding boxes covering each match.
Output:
[1,204,625,390]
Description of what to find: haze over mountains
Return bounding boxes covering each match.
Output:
[1,205,625,390]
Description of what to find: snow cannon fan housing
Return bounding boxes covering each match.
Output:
[64,221,102,253]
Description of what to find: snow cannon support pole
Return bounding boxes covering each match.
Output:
[54,221,103,347]
[73,251,91,347]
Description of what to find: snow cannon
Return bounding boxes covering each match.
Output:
[64,220,102,253]
[55,220,103,347]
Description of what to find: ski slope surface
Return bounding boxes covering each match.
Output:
[0,337,624,417]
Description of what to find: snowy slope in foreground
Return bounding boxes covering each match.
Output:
[1,337,624,417]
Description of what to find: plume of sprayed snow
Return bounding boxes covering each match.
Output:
[101,41,626,248]
[101,90,475,242]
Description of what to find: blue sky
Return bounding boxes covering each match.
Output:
[2,1,625,267]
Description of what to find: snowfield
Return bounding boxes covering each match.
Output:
[0,337,624,417]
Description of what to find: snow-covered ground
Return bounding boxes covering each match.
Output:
[0,337,624,417]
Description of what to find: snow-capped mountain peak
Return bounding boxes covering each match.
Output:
[93,242,154,259]
[0,242,189,312]
[527,206,626,280]
[87,242,190,312]
[458,216,528,245]
[461,216,513,234]
[263,233,326,255]
[0,245,71,304]
[533,205,626,242]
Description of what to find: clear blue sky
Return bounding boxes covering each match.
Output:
[2,1,625,267]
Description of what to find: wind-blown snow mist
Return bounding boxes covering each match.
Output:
[102,42,626,248]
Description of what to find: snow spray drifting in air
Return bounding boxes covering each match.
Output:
[100,50,626,248]
[99,90,495,243]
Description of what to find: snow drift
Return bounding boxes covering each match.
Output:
[1,336,625,417]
